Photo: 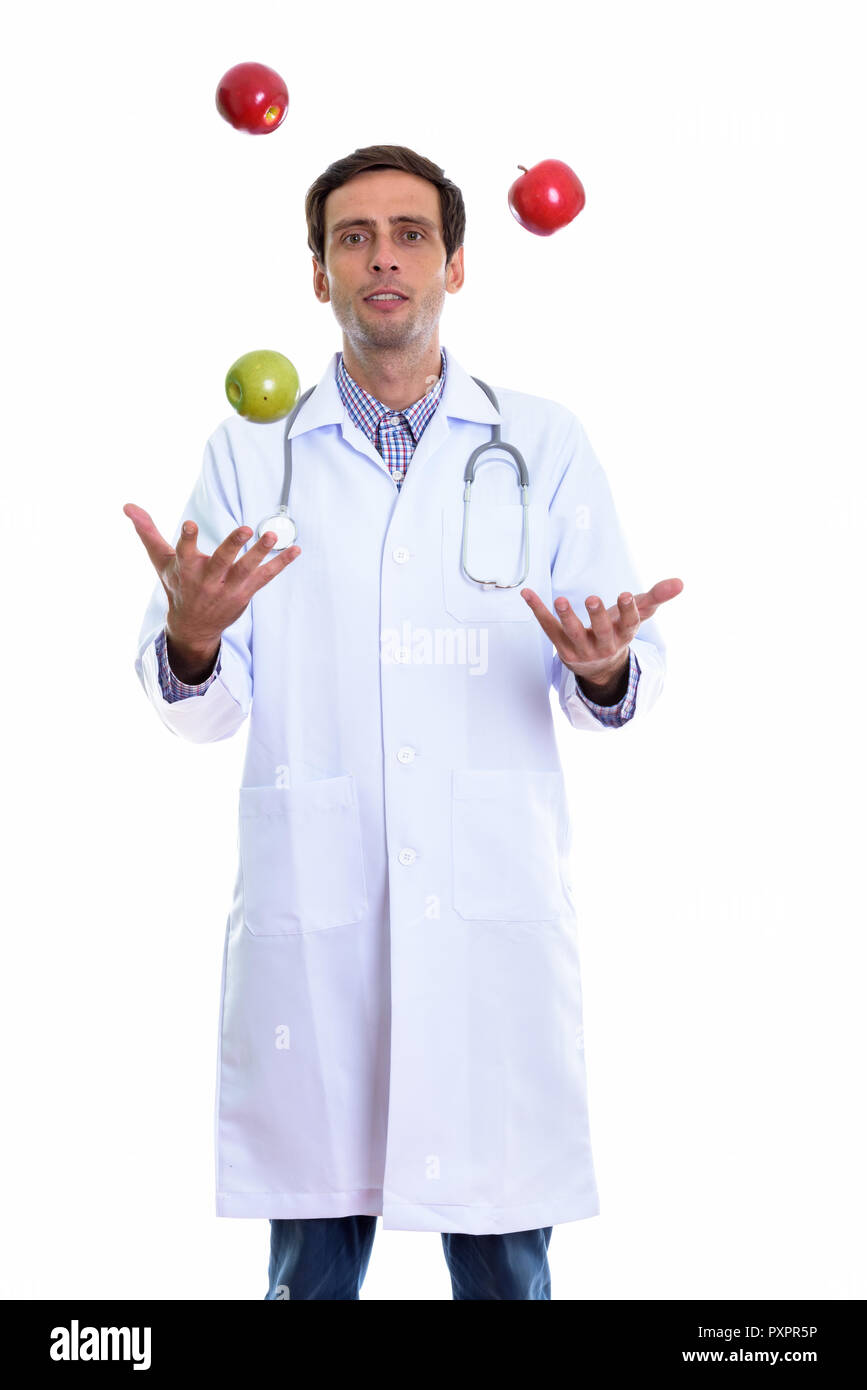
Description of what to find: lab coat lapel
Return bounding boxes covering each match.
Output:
[285,347,502,484]
[401,348,502,492]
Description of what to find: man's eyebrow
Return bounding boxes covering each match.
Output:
[329,214,440,237]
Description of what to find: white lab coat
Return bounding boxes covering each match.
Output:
[133,346,666,1234]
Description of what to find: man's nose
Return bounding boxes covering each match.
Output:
[369,236,399,270]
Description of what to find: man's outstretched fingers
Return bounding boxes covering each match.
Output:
[523,589,563,645]
[249,544,302,593]
[209,525,255,577]
[123,503,176,573]
[176,519,201,563]
[233,529,288,581]
[583,595,614,643]
[634,577,684,618]
[554,596,592,647]
[526,591,592,668]
[617,593,641,635]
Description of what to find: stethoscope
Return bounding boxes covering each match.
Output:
[256,376,530,590]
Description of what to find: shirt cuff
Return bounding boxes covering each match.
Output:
[569,647,641,727]
[156,627,222,703]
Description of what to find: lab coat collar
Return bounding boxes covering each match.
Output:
[285,345,502,440]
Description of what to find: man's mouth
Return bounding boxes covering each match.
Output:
[364,294,408,311]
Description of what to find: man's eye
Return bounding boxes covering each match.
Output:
[342,230,424,244]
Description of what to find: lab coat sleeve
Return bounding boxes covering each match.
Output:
[548,412,667,732]
[132,425,253,743]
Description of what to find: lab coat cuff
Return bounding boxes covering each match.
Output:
[558,637,664,731]
[155,626,222,702]
[138,629,248,743]
[568,647,640,726]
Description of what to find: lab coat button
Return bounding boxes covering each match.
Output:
[397,746,415,763]
[392,546,410,563]
[398,848,416,865]
[395,646,410,663]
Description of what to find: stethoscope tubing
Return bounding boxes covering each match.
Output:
[256,375,530,588]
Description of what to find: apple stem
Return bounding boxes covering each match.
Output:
[517,165,528,174]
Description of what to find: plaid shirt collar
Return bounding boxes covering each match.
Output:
[335,346,448,445]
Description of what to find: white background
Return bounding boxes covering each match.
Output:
[2,0,864,1300]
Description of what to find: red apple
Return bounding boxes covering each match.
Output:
[507,159,586,236]
[215,61,289,134]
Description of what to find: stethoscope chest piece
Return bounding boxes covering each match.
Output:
[256,506,297,550]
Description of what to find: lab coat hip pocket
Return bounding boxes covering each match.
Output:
[239,776,368,936]
[451,769,568,922]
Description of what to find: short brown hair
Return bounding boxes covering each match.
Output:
[305,144,466,268]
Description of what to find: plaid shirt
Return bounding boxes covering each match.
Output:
[156,347,640,724]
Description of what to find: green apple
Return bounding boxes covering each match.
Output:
[224,349,300,422]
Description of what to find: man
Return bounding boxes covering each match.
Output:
[125,144,682,1300]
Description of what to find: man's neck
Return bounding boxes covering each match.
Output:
[341,342,443,410]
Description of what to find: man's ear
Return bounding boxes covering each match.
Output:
[446,244,465,295]
[313,256,330,303]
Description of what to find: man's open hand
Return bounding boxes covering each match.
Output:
[521,577,684,690]
[123,503,301,658]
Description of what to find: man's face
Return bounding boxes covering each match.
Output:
[313,168,464,352]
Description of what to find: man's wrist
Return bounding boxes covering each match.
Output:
[164,627,221,684]
[571,652,630,706]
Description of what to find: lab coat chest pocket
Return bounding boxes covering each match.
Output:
[239,776,368,936]
[451,769,568,922]
[441,502,545,623]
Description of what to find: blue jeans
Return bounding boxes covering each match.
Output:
[265,1216,553,1300]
